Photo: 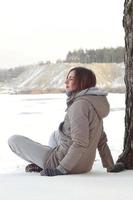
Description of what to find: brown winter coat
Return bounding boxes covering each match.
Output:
[45,89,114,174]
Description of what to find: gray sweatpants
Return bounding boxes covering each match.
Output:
[8,135,53,169]
[8,131,61,169]
[48,130,60,148]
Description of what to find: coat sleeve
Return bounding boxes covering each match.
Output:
[98,130,114,169]
[59,100,91,171]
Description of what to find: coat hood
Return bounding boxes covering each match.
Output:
[67,87,110,119]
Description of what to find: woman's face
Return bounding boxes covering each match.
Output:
[65,70,77,93]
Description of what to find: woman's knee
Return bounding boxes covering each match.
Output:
[8,135,24,147]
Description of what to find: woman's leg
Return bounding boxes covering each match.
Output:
[48,130,60,148]
[8,135,52,169]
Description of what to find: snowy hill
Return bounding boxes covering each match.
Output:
[1,62,125,94]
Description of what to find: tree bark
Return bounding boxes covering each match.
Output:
[117,0,133,169]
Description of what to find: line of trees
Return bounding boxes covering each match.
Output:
[65,47,124,63]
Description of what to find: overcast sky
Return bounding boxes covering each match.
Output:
[0,0,125,68]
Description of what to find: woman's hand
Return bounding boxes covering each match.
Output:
[107,162,125,173]
[40,168,64,176]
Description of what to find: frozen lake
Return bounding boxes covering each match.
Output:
[0,93,125,172]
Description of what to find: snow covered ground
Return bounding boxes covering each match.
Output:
[0,93,133,200]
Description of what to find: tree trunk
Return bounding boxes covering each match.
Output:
[117,0,133,169]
